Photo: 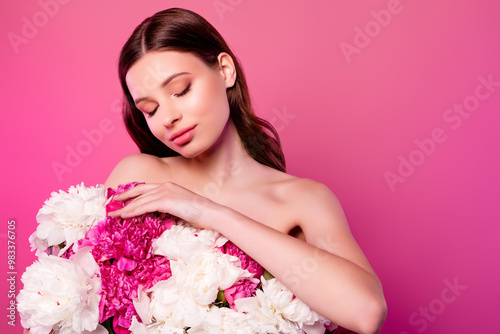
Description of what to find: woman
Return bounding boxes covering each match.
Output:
[105,7,386,334]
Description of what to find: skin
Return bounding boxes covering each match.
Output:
[104,50,387,333]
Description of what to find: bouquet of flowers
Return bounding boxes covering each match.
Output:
[17,182,336,334]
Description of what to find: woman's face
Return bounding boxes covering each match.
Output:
[125,50,235,158]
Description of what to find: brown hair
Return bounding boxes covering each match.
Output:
[118,7,286,172]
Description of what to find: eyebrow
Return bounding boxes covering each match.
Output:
[133,72,190,104]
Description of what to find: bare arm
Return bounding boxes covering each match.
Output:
[210,179,387,334]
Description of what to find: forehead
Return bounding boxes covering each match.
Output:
[126,51,208,95]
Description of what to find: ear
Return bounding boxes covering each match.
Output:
[217,52,237,88]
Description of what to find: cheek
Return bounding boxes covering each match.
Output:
[191,79,230,119]
[145,119,164,138]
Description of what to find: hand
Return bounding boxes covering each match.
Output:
[107,182,223,230]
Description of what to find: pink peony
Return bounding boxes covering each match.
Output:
[80,213,174,262]
[105,182,143,214]
[135,256,172,289]
[98,256,172,334]
[99,261,139,334]
[224,278,261,311]
[218,240,265,310]
[219,240,264,278]
[79,182,175,333]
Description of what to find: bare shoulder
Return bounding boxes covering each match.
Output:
[264,171,346,225]
[285,177,336,196]
[275,175,342,210]
[103,153,174,189]
[276,175,349,233]
[294,179,349,228]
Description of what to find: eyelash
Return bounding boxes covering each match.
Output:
[174,83,191,97]
[145,83,191,118]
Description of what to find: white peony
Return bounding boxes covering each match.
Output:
[145,252,249,326]
[16,248,104,334]
[187,306,254,334]
[186,250,254,304]
[235,278,329,333]
[137,239,253,332]
[30,183,107,256]
[272,282,327,327]
[129,316,185,334]
[153,222,227,264]
[139,262,208,329]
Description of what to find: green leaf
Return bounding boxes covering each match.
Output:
[263,270,274,280]
[216,289,227,303]
[101,317,116,334]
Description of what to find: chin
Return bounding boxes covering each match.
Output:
[174,144,205,159]
[179,151,199,159]
[170,133,221,158]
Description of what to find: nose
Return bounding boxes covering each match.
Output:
[160,104,182,127]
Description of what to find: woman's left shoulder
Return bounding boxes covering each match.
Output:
[274,175,348,230]
[275,174,340,204]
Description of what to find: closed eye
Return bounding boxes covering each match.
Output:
[144,106,158,119]
[143,83,191,119]
[174,83,191,97]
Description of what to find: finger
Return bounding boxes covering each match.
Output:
[113,183,159,200]
[112,199,164,218]
[109,193,163,217]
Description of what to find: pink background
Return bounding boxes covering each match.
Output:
[2,0,499,333]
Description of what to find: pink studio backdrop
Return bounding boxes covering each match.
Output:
[2,1,499,333]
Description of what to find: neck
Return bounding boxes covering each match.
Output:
[182,119,264,195]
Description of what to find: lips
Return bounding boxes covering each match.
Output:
[169,125,197,141]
